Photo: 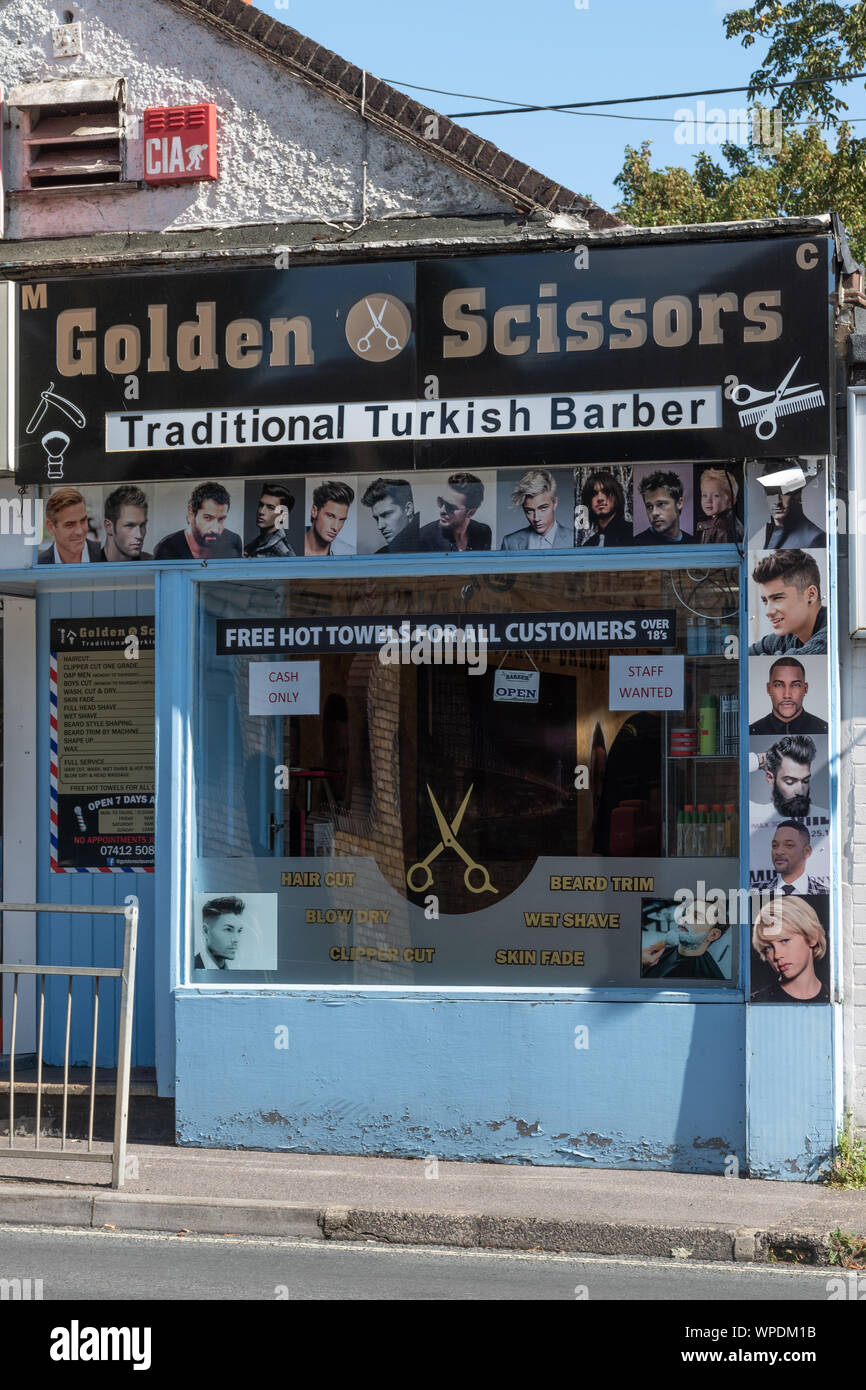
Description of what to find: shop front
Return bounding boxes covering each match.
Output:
[6,224,842,1175]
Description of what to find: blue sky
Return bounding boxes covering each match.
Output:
[255,0,864,213]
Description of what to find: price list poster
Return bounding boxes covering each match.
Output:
[49,618,155,872]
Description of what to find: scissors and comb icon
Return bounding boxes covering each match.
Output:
[731,358,825,439]
[355,297,404,354]
[407,784,498,895]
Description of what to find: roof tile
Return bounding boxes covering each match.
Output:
[297,37,321,65]
[321,57,350,86]
[276,27,305,58]
[459,132,485,166]
[305,43,336,77]
[249,14,276,44]
[486,151,514,182]
[441,125,468,154]
[471,142,498,174]
[228,0,256,32]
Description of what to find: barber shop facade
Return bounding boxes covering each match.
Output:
[3,221,856,1180]
[0,0,860,1179]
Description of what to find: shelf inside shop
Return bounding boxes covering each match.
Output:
[669,754,738,761]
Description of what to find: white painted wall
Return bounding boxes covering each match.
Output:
[841,635,866,1127]
[0,0,512,239]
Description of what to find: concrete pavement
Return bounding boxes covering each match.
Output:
[0,1141,864,1264]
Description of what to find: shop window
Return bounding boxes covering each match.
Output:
[192,568,740,988]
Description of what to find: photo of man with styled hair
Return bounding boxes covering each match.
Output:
[154,481,243,560]
[751,896,830,1002]
[245,483,296,558]
[194,896,248,971]
[749,656,828,734]
[749,549,826,655]
[633,469,693,544]
[305,479,355,556]
[419,472,491,552]
[193,892,278,973]
[751,734,829,827]
[361,477,420,553]
[579,469,632,547]
[38,488,103,564]
[102,485,152,562]
[749,730,831,890]
[501,468,572,550]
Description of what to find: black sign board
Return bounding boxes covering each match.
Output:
[17,238,833,484]
[215,610,677,655]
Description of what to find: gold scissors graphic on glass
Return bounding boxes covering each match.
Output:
[407,784,498,895]
[356,297,402,353]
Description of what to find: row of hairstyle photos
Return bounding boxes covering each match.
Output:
[189,885,830,998]
[745,456,831,1002]
[34,463,756,563]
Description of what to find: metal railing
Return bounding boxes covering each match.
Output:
[0,902,138,1189]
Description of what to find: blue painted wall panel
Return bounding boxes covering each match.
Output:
[37,589,156,1067]
[747,1004,837,1180]
[175,993,746,1172]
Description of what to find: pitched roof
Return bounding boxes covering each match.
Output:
[169,0,621,228]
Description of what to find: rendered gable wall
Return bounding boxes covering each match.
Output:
[0,0,514,239]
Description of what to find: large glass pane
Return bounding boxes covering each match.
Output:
[193,568,741,987]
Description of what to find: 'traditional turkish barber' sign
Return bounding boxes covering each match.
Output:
[16,237,833,484]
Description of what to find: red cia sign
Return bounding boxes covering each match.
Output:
[143,103,217,185]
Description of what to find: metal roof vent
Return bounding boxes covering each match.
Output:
[9,77,125,191]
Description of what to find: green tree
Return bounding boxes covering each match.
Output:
[614,123,866,259]
[724,0,866,127]
[613,3,866,257]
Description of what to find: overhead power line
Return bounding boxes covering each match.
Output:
[383,72,866,121]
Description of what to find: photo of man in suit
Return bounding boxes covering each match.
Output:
[501,468,572,550]
[754,462,826,549]
[766,821,829,895]
[419,472,491,552]
[37,488,103,564]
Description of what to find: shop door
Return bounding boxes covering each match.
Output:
[36,598,156,1070]
[0,596,37,1054]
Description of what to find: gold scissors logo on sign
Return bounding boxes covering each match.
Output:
[355,297,403,354]
[407,784,498,895]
